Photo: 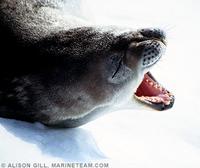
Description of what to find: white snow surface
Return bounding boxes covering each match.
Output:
[1,0,200,167]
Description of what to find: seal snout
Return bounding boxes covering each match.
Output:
[141,40,166,68]
[124,28,166,70]
[138,28,167,68]
[139,28,166,42]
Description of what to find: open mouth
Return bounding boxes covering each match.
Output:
[134,71,175,111]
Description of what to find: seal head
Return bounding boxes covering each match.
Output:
[0,0,173,128]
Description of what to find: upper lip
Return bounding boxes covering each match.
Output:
[149,38,167,46]
[135,37,167,46]
[158,38,167,46]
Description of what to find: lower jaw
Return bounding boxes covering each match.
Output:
[134,71,175,111]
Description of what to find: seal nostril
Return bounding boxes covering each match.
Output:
[139,28,166,40]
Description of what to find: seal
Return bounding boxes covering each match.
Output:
[0,0,174,127]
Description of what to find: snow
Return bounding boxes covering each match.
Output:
[1,0,200,167]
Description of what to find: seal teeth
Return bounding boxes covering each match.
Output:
[154,84,158,88]
[134,72,175,111]
[149,82,153,86]
[145,96,170,104]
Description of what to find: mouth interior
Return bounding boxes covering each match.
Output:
[134,72,174,110]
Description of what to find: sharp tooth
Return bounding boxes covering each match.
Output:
[138,96,145,101]
[159,87,163,91]
[154,84,158,88]
[149,82,153,86]
[168,92,173,96]
[153,98,158,102]
[152,97,158,102]
[155,97,161,102]
[146,97,152,101]
[164,101,170,105]
[155,98,160,102]
[163,91,167,94]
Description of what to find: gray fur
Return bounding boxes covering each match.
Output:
[0,0,166,127]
